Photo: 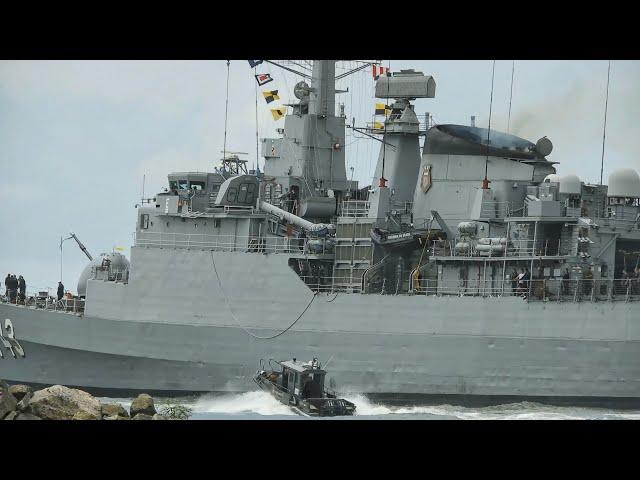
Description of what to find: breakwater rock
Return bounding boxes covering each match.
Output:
[1,381,174,420]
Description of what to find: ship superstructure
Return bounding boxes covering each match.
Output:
[1,60,638,406]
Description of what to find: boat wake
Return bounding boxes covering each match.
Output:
[100,393,640,420]
[341,394,640,420]
[191,391,298,417]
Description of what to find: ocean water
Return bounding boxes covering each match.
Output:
[101,391,640,420]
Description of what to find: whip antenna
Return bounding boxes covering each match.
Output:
[483,60,496,189]
[600,60,611,185]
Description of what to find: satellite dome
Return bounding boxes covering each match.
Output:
[543,173,561,183]
[559,174,582,195]
[77,252,130,297]
[607,168,640,198]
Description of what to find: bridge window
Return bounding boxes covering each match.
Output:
[190,181,206,191]
[246,183,256,204]
[237,182,257,205]
[178,180,189,190]
[237,184,248,203]
[226,187,238,202]
[169,181,178,191]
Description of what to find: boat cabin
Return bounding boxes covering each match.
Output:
[279,358,326,399]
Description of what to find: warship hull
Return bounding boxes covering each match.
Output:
[1,248,638,406]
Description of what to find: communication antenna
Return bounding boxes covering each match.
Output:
[223,60,231,162]
[254,66,259,171]
[507,60,515,133]
[380,60,390,188]
[600,60,611,185]
[483,60,496,190]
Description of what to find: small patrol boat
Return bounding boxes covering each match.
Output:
[253,358,356,417]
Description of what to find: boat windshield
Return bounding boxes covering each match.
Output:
[301,373,324,398]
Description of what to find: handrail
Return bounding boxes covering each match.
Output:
[298,276,363,294]
[340,200,370,217]
[1,290,85,314]
[429,239,569,258]
[406,277,639,302]
[292,274,640,302]
[135,231,335,255]
[479,201,513,218]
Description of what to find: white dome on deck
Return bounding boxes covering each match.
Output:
[559,174,582,195]
[543,173,561,183]
[77,252,129,297]
[607,168,640,198]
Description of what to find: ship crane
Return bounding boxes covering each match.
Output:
[65,233,93,261]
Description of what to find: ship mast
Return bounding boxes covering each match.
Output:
[309,60,336,116]
[260,60,377,207]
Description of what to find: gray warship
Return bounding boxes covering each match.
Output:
[1,61,639,407]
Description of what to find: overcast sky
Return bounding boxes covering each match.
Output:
[1,60,638,292]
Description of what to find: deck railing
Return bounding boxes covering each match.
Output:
[594,210,640,230]
[410,278,640,302]
[340,200,370,218]
[1,288,85,314]
[479,201,513,218]
[4,277,636,309]
[135,231,334,255]
[297,276,363,294]
[429,239,569,258]
[293,275,640,302]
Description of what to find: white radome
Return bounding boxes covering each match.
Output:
[607,168,640,198]
[543,173,561,183]
[559,174,582,195]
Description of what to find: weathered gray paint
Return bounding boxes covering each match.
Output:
[3,61,639,406]
[1,248,638,399]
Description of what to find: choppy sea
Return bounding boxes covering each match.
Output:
[100,391,640,420]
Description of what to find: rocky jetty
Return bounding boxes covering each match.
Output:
[130,393,156,417]
[1,381,176,420]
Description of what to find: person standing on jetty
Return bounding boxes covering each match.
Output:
[7,275,18,303]
[18,275,26,303]
[57,281,64,301]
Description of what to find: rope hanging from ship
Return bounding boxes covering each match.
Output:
[210,251,317,339]
[410,220,434,292]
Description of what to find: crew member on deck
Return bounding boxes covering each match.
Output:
[510,269,519,293]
